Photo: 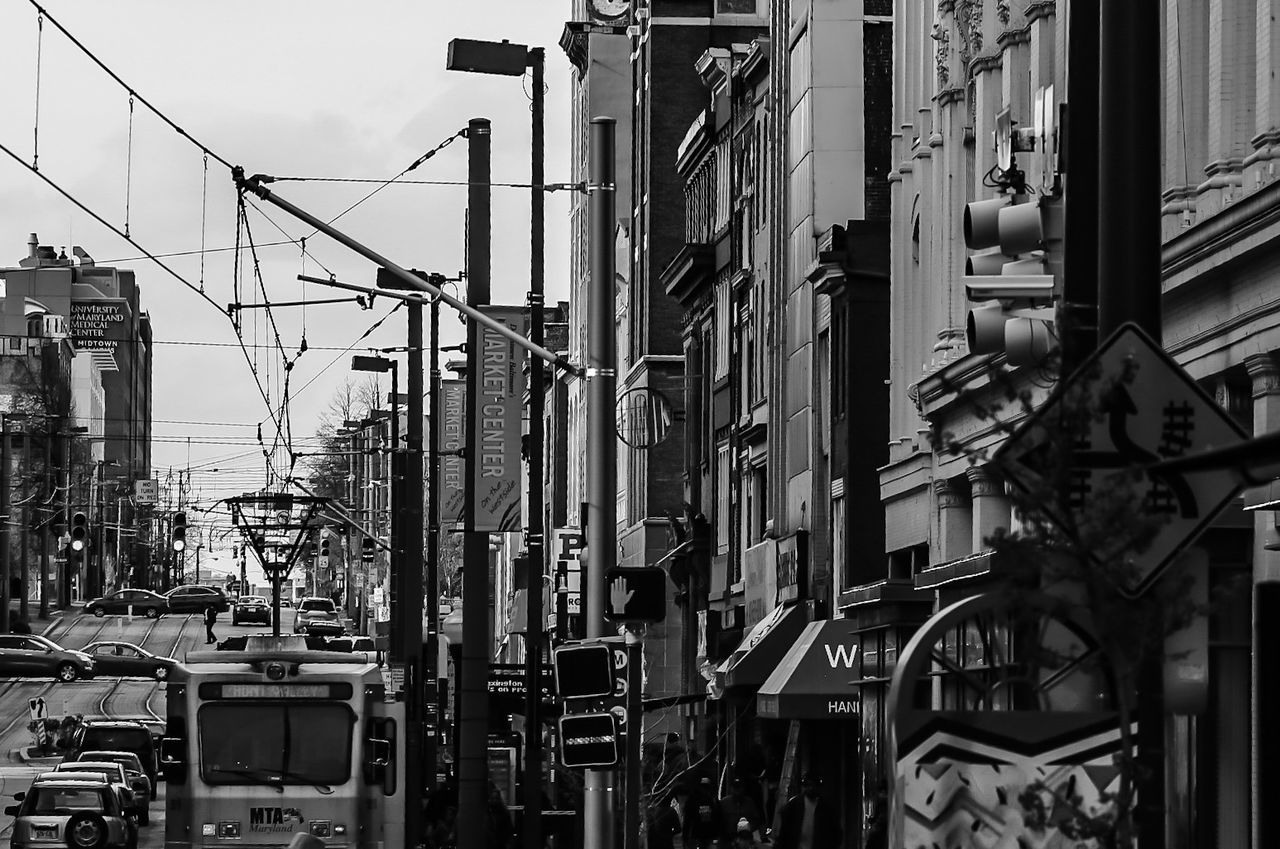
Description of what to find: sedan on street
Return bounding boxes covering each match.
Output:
[163,585,230,614]
[0,634,96,682]
[81,642,178,681]
[83,589,169,619]
[231,595,270,625]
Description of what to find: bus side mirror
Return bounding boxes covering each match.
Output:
[368,738,391,768]
[4,805,17,816]
[160,738,185,765]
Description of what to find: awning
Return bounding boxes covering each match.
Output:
[757,619,863,719]
[714,601,812,692]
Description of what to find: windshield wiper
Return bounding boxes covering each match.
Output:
[212,767,285,793]
[268,769,334,795]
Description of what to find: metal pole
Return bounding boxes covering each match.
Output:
[458,116,493,849]
[40,427,50,620]
[400,292,427,848]
[425,291,441,790]
[19,434,29,624]
[1059,0,1099,376]
[7,418,20,632]
[1097,1,1164,845]
[623,629,643,849]
[585,115,618,849]
[524,45,547,849]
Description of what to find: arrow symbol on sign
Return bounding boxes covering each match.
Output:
[609,576,634,616]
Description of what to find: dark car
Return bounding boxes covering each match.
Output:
[70,721,159,790]
[231,595,270,625]
[0,634,96,682]
[81,642,177,682]
[83,589,169,619]
[162,585,229,615]
[66,751,152,825]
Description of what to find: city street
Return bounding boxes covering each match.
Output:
[0,611,246,849]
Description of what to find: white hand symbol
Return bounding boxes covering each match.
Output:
[609,577,634,615]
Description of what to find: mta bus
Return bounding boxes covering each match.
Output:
[162,635,405,849]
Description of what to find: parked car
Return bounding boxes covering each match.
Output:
[0,634,96,682]
[292,597,344,636]
[69,721,159,790]
[47,764,142,824]
[81,642,177,682]
[6,776,137,849]
[231,595,270,625]
[65,752,151,826]
[162,585,229,614]
[82,589,169,619]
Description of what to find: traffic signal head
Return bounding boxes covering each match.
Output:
[962,193,1061,366]
[70,511,89,552]
[553,642,616,700]
[557,712,620,769]
[361,537,375,563]
[320,536,331,559]
[172,511,187,552]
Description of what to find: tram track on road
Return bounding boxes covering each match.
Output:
[0,617,118,743]
[99,614,194,725]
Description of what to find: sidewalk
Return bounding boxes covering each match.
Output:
[6,601,74,639]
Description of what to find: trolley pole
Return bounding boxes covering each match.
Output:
[457,116,493,849]
[584,115,618,849]
[425,290,441,790]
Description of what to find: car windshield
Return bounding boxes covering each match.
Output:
[199,703,353,787]
[82,728,150,753]
[58,766,120,782]
[300,600,335,613]
[26,786,111,814]
[243,597,266,605]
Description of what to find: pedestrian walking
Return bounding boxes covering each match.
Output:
[205,606,218,644]
[716,777,763,849]
[772,773,842,849]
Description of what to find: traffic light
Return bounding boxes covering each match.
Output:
[172,511,187,552]
[361,537,375,563]
[69,511,89,553]
[553,641,617,700]
[320,535,331,561]
[961,107,1062,368]
[557,712,620,768]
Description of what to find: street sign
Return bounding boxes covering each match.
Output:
[603,566,667,623]
[997,323,1249,596]
[557,712,620,768]
[134,479,159,505]
[488,663,554,700]
[553,642,615,699]
[28,697,47,721]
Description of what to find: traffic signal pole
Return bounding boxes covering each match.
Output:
[524,45,547,849]
[584,115,618,849]
[458,116,493,849]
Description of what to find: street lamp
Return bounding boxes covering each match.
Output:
[447,39,549,849]
[350,355,399,450]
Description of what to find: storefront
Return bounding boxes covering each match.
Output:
[757,618,865,844]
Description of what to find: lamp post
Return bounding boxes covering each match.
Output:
[447,39,548,849]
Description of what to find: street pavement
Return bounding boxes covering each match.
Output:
[0,609,283,849]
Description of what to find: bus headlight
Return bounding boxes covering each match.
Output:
[218,822,242,838]
[309,821,332,838]
[333,825,347,836]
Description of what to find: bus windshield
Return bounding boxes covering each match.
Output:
[199,703,353,786]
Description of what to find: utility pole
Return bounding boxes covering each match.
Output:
[18,433,29,624]
[40,426,51,619]
[425,287,441,791]
[1096,1,1163,845]
[584,115,618,849]
[2,415,12,633]
[524,45,547,849]
[458,116,493,849]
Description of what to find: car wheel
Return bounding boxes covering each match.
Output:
[144,607,159,620]
[91,605,105,617]
[65,811,109,849]
[153,665,169,682]
[56,662,80,683]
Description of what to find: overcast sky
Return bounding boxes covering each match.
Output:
[0,1,575,541]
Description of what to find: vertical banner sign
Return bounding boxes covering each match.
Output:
[439,380,467,524]
[469,306,527,531]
